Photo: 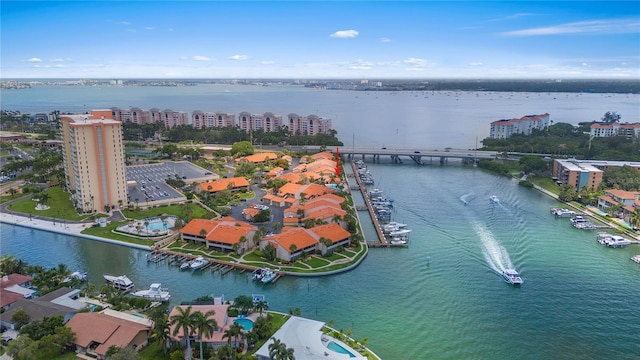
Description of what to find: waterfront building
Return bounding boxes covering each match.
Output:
[60,110,127,213]
[553,159,640,190]
[260,223,351,261]
[168,304,232,350]
[590,121,640,139]
[489,113,550,139]
[180,217,258,253]
[597,189,640,221]
[65,311,152,360]
[110,107,152,125]
[236,152,279,164]
[1,287,79,331]
[238,111,284,133]
[283,194,346,228]
[192,110,235,129]
[287,113,333,136]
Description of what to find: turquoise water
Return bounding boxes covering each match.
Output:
[327,341,356,357]
[145,216,175,231]
[3,163,639,359]
[234,318,254,331]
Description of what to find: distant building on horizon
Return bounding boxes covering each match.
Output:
[60,110,128,213]
[590,121,640,140]
[489,113,550,139]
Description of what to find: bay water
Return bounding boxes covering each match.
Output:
[1,84,639,359]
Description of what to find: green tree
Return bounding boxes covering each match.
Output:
[107,345,140,360]
[263,244,277,261]
[230,141,254,157]
[191,310,217,360]
[11,308,30,330]
[558,184,578,202]
[601,111,621,124]
[170,305,196,360]
[6,335,37,360]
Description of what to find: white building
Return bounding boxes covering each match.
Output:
[489,113,551,139]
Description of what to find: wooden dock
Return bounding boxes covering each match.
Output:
[351,161,388,246]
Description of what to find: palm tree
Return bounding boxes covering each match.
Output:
[153,315,171,354]
[272,222,282,234]
[629,208,640,230]
[332,214,343,224]
[191,310,217,360]
[83,282,96,300]
[255,300,269,315]
[215,344,235,360]
[170,305,196,360]
[268,337,283,360]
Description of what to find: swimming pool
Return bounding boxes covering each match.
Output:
[327,341,356,358]
[145,216,176,231]
[234,318,254,331]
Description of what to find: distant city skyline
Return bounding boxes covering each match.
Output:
[2,1,639,79]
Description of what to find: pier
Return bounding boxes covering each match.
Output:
[351,161,409,247]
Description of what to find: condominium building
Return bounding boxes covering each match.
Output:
[287,113,333,136]
[238,112,283,133]
[110,107,188,128]
[489,113,550,139]
[192,111,235,129]
[552,159,640,190]
[60,110,128,213]
[590,122,640,139]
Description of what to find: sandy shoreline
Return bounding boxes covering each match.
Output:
[0,212,151,251]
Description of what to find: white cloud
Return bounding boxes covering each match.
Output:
[27,57,42,62]
[380,37,392,43]
[349,65,372,70]
[261,61,275,65]
[193,56,211,61]
[330,30,359,38]
[229,55,249,60]
[501,18,640,36]
[144,26,155,30]
[470,62,484,66]
[404,58,427,67]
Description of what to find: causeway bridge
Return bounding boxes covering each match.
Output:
[334,147,502,165]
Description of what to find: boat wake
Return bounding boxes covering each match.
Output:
[473,222,514,274]
[460,192,476,205]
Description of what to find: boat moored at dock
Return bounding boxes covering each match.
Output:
[551,208,577,218]
[596,233,633,248]
[190,256,209,270]
[131,283,171,301]
[103,274,135,291]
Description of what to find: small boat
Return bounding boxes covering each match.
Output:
[490,195,499,203]
[501,269,523,285]
[597,233,632,248]
[131,283,171,302]
[251,268,265,281]
[551,208,576,218]
[389,229,412,237]
[103,274,135,291]
[261,269,277,283]
[631,255,640,264]
[179,260,192,270]
[390,238,407,245]
[190,256,209,270]
[63,270,87,283]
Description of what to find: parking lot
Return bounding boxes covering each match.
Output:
[126,161,217,206]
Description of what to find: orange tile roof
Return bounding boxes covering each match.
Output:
[310,223,351,243]
[311,151,335,160]
[301,183,333,198]
[242,208,260,217]
[278,182,303,197]
[305,206,346,222]
[268,227,318,251]
[200,177,250,192]
[0,288,25,308]
[180,218,218,236]
[66,312,150,357]
[605,189,640,200]
[239,152,278,163]
[277,172,304,183]
[208,223,255,244]
[0,274,32,288]
[308,193,345,205]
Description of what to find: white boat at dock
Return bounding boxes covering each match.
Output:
[103,274,135,291]
[571,216,597,230]
[551,208,576,218]
[390,238,408,245]
[631,255,640,264]
[389,229,412,237]
[131,283,171,301]
[179,260,192,270]
[63,270,87,283]
[190,256,209,270]
[596,233,633,248]
[261,269,277,283]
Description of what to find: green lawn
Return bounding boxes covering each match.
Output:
[0,193,24,204]
[6,187,94,221]
[123,202,212,219]
[140,341,170,360]
[530,176,560,195]
[303,257,330,268]
[81,222,158,246]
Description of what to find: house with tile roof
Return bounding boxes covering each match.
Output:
[597,189,640,221]
[260,223,351,261]
[283,194,347,227]
[236,152,278,164]
[180,217,258,253]
[65,312,151,359]
[168,304,232,350]
[0,273,35,299]
[199,177,250,194]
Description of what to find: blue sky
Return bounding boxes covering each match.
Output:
[2,1,639,79]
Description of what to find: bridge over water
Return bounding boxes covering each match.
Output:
[335,147,502,165]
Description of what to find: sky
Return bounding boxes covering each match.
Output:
[1,1,639,79]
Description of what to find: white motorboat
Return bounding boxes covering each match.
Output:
[501,269,523,285]
[597,233,632,248]
[103,274,135,291]
[179,260,192,270]
[252,268,266,281]
[261,269,277,284]
[490,195,499,203]
[190,256,209,270]
[63,270,87,283]
[551,208,576,218]
[389,229,412,237]
[631,255,640,264]
[390,238,407,245]
[131,283,171,301]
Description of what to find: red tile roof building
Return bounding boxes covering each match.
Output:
[180,217,258,253]
[200,177,250,193]
[168,304,231,349]
[261,223,351,262]
[590,122,640,139]
[489,113,550,139]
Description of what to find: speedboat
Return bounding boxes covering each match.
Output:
[103,274,135,291]
[597,233,632,248]
[390,238,407,245]
[490,195,499,203]
[631,255,640,264]
[131,283,171,302]
[261,269,277,283]
[389,229,412,237]
[501,269,523,285]
[179,260,192,270]
[63,270,87,283]
[251,268,265,281]
[190,256,209,270]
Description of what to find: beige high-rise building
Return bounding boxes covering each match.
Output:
[60,110,128,213]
